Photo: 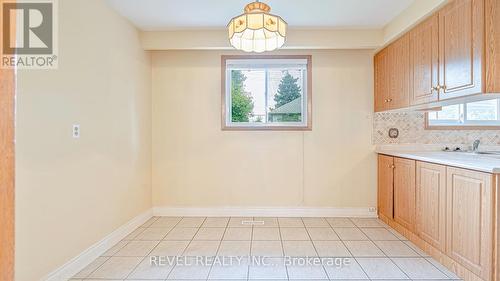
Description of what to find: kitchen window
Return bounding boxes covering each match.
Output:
[427,99,500,129]
[221,55,311,130]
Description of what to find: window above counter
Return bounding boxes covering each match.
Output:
[426,99,500,129]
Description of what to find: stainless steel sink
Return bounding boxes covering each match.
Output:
[445,150,500,159]
[476,151,500,156]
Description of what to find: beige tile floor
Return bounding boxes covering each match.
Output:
[70,217,462,281]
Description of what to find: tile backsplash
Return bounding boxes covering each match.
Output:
[373,112,500,146]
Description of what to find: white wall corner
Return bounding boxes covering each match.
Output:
[152,207,378,218]
[42,209,153,281]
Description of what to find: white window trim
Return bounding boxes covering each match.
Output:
[221,55,312,131]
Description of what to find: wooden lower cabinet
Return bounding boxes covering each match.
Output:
[446,167,493,280]
[393,158,416,231]
[378,155,497,281]
[416,162,446,252]
[378,155,394,220]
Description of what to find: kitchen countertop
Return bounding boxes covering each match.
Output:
[376,145,500,174]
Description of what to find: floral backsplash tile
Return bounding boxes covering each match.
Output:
[373,112,500,146]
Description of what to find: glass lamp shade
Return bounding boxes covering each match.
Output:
[228,2,287,53]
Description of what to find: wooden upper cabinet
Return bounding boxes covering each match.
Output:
[388,34,410,110]
[377,155,394,220]
[374,35,410,112]
[415,162,446,252]
[410,15,439,105]
[446,167,493,280]
[486,0,500,93]
[393,158,416,231]
[438,0,484,99]
[373,0,500,111]
[374,48,389,112]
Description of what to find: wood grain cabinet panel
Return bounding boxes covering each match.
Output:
[373,0,500,111]
[378,155,394,220]
[415,162,446,252]
[393,158,416,231]
[438,0,484,99]
[410,15,439,105]
[446,167,493,280]
[486,0,500,93]
[374,35,410,111]
[374,48,389,112]
[387,34,411,110]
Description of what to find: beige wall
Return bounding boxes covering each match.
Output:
[15,1,152,280]
[152,50,376,208]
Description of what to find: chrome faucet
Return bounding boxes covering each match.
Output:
[472,139,480,152]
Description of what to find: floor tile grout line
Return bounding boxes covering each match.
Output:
[124,217,182,280]
[402,240,429,258]
[361,224,412,281]
[79,217,163,279]
[277,217,289,280]
[207,216,232,280]
[336,221,371,281]
[385,256,414,280]
[423,256,460,279]
[248,216,255,281]
[368,230,412,280]
[76,256,111,279]
[303,217,330,280]
[168,217,207,280]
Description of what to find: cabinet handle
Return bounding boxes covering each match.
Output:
[440,85,447,91]
[389,164,395,169]
[387,98,392,102]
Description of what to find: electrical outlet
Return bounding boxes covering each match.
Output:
[72,124,80,138]
[368,207,377,213]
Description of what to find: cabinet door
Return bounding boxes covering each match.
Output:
[388,34,410,109]
[393,158,416,231]
[410,15,439,105]
[446,167,493,280]
[415,162,446,251]
[439,0,484,99]
[378,155,394,220]
[374,48,389,112]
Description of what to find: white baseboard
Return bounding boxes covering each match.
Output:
[153,207,377,218]
[42,209,153,281]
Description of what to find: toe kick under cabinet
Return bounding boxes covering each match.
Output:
[377,154,498,281]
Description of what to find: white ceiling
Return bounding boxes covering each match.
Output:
[106,0,415,31]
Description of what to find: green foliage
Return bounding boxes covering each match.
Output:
[274,71,302,108]
[231,70,254,122]
[281,113,301,122]
[269,113,301,122]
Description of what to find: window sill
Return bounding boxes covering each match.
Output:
[221,124,312,131]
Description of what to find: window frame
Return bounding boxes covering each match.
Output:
[425,99,500,130]
[221,55,312,131]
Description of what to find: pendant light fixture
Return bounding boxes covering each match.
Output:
[227,1,287,53]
